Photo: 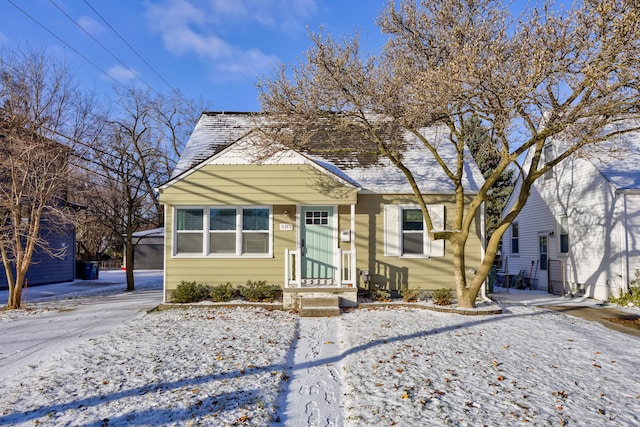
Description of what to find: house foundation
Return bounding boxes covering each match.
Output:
[283,286,358,310]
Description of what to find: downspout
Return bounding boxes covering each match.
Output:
[162,203,168,304]
[351,204,356,285]
[479,200,492,303]
[622,192,629,294]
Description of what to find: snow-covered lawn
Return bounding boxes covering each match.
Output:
[1,302,639,426]
[340,305,640,426]
[0,307,297,426]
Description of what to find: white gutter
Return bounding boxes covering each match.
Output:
[479,200,492,303]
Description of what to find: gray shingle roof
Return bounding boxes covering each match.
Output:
[590,129,640,190]
[171,112,257,179]
[170,112,484,194]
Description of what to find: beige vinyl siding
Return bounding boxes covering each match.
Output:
[353,194,483,292]
[161,163,357,299]
[159,164,357,206]
[161,162,483,297]
[164,205,297,298]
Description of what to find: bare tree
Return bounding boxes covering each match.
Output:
[258,0,640,307]
[0,47,95,309]
[88,86,202,291]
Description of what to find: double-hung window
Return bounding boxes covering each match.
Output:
[384,204,445,257]
[559,216,569,254]
[176,208,204,253]
[175,206,271,257]
[511,223,519,254]
[402,209,425,255]
[209,208,236,254]
[543,145,554,180]
[242,208,270,253]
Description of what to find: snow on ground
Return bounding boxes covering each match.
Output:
[0,307,297,426]
[0,270,163,308]
[339,305,640,426]
[0,279,639,426]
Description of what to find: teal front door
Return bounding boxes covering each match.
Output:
[301,206,335,280]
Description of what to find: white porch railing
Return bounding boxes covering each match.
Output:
[337,249,355,287]
[284,248,302,287]
[285,248,355,288]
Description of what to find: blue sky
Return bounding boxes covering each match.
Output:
[0,0,388,111]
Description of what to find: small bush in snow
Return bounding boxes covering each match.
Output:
[238,280,280,302]
[432,287,453,306]
[401,288,421,302]
[373,288,391,302]
[610,270,640,307]
[210,282,236,302]
[172,281,211,303]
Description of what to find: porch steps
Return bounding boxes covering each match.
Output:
[300,296,340,317]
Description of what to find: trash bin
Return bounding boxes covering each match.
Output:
[76,260,85,279]
[83,261,99,280]
[487,265,496,293]
[83,262,94,280]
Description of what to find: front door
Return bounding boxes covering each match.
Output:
[301,206,335,280]
[537,234,548,290]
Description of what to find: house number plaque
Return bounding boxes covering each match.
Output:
[280,223,294,231]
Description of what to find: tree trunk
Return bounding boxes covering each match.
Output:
[125,238,135,291]
[7,270,25,309]
[453,223,504,309]
[452,237,477,308]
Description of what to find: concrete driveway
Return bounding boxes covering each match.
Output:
[0,271,162,382]
[492,288,640,337]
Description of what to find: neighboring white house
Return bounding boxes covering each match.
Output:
[501,128,640,301]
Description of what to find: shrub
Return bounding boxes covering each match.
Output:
[401,289,421,302]
[238,280,280,302]
[432,287,453,306]
[172,281,211,303]
[210,282,236,302]
[373,288,391,302]
[610,270,640,307]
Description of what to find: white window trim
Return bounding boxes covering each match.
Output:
[510,222,520,256]
[384,204,445,258]
[174,206,206,255]
[173,205,273,258]
[558,215,569,256]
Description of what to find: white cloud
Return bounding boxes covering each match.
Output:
[144,0,315,80]
[161,27,231,58]
[77,16,105,35]
[206,0,318,30]
[216,48,279,79]
[104,65,138,83]
[145,0,205,33]
[159,25,277,80]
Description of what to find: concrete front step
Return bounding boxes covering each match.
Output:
[300,306,341,317]
[302,297,340,307]
[300,296,340,317]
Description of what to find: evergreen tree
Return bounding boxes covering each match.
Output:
[463,116,515,242]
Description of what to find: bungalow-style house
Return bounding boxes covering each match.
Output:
[157,112,485,308]
[500,128,640,301]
